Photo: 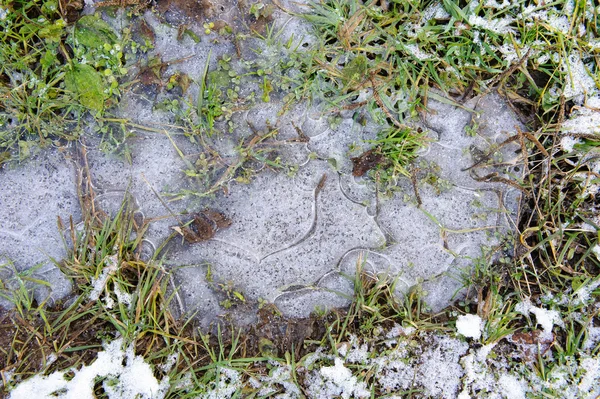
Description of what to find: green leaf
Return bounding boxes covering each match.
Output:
[40,50,57,71]
[65,63,105,111]
[442,0,468,21]
[207,70,231,88]
[18,141,36,160]
[38,18,66,43]
[258,337,277,358]
[233,291,245,302]
[74,15,117,48]
[342,55,368,88]
[261,76,273,103]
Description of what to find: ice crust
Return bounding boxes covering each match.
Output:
[0,148,79,306]
[0,7,524,324]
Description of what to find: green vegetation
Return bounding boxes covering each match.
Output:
[0,0,133,162]
[0,0,599,397]
[298,0,599,119]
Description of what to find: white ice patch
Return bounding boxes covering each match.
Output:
[9,338,167,399]
[456,314,484,340]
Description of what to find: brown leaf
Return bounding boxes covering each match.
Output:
[176,209,232,243]
[509,330,554,362]
[202,209,232,229]
[351,149,384,177]
[60,0,83,23]
[139,18,155,44]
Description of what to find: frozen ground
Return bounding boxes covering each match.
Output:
[0,3,524,326]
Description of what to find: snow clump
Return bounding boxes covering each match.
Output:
[456,314,484,340]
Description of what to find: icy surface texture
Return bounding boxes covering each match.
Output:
[0,148,79,305]
[0,4,524,324]
[163,93,523,321]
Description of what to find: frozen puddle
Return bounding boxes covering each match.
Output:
[0,5,524,325]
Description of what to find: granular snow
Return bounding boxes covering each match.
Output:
[573,278,600,306]
[497,374,527,399]
[583,326,600,351]
[9,338,167,399]
[306,358,369,399]
[89,255,119,302]
[515,298,564,334]
[200,367,243,399]
[416,336,468,399]
[456,314,484,340]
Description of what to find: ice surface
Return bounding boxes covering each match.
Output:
[0,4,525,325]
[0,147,79,305]
[165,161,386,320]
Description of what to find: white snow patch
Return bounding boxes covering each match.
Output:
[201,367,243,399]
[583,326,600,351]
[561,54,598,104]
[459,343,497,396]
[2,369,15,388]
[9,337,167,399]
[256,362,301,398]
[386,324,416,338]
[560,136,583,152]
[573,278,600,306]
[578,356,600,394]
[497,43,522,64]
[114,283,132,308]
[345,335,369,364]
[515,298,564,333]
[591,245,600,263]
[46,353,58,367]
[468,15,515,34]
[307,358,369,399]
[484,0,513,10]
[417,336,468,399]
[89,255,119,302]
[498,374,527,399]
[405,44,434,61]
[561,101,600,135]
[456,314,484,340]
[422,2,450,20]
[547,14,572,35]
